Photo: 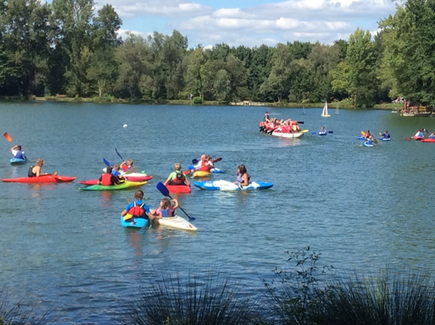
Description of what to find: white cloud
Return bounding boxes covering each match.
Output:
[111,0,398,47]
[112,1,213,18]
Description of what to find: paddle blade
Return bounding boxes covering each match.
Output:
[311,132,316,135]
[192,159,198,164]
[212,157,222,163]
[361,131,366,136]
[103,158,111,166]
[183,170,190,175]
[374,139,378,144]
[405,137,410,141]
[115,148,123,160]
[302,129,309,133]
[3,132,12,142]
[328,131,334,133]
[297,121,304,124]
[156,182,170,197]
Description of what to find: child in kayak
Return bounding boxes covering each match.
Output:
[11,144,26,159]
[149,198,179,219]
[164,163,190,187]
[120,159,134,171]
[111,164,125,181]
[98,167,120,186]
[121,190,150,222]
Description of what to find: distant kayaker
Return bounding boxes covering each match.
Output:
[120,159,134,171]
[121,190,150,222]
[380,130,390,139]
[235,164,250,186]
[429,133,435,139]
[97,166,120,186]
[320,126,326,133]
[264,111,270,122]
[149,198,179,219]
[28,159,47,177]
[364,130,372,139]
[164,163,190,187]
[11,144,25,159]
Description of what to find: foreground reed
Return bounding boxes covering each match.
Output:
[119,271,262,325]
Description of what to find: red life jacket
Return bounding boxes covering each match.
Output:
[128,202,146,218]
[101,173,113,186]
[199,160,210,172]
[171,171,185,185]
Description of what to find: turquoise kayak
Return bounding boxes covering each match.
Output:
[80,181,146,191]
[120,215,148,228]
[10,157,28,165]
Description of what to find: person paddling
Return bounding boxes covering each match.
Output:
[121,190,150,223]
[149,198,179,219]
[164,163,190,187]
[98,166,120,186]
[120,159,134,171]
[11,145,26,160]
[192,154,213,173]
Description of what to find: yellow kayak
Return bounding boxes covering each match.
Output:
[192,171,211,178]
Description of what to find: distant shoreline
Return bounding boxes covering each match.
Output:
[0,96,403,110]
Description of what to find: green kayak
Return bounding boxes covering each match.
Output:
[80,181,147,191]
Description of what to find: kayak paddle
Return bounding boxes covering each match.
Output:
[115,148,124,161]
[192,157,222,165]
[156,182,195,221]
[3,132,12,142]
[103,158,111,166]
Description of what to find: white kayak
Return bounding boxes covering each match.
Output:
[155,215,197,231]
[271,131,304,138]
[194,180,273,191]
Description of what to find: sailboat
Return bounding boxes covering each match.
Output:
[301,106,306,115]
[335,103,339,114]
[321,101,330,117]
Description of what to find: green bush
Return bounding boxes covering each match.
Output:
[192,96,202,104]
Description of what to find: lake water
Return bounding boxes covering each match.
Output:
[1,102,435,323]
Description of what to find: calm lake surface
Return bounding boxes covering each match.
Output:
[1,102,435,323]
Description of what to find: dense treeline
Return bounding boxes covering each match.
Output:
[0,0,433,107]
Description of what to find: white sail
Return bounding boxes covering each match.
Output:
[321,101,330,117]
[335,104,339,114]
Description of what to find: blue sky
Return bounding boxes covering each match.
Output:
[100,0,399,48]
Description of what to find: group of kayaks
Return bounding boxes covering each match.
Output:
[2,154,274,232]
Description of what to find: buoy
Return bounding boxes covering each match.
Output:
[123,124,127,128]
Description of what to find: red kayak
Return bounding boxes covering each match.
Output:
[78,175,153,185]
[2,175,76,183]
[412,136,424,141]
[166,184,191,194]
[422,138,435,143]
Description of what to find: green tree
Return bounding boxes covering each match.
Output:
[87,4,122,97]
[260,43,292,102]
[115,33,151,100]
[184,46,207,100]
[330,28,377,107]
[2,0,52,96]
[51,0,95,97]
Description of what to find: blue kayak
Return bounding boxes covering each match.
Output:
[363,141,374,147]
[194,180,273,191]
[319,131,327,136]
[10,157,28,165]
[120,215,148,228]
[380,138,391,141]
